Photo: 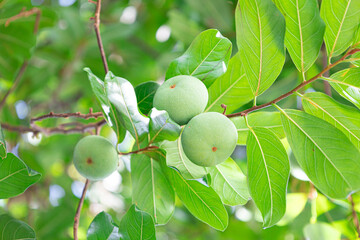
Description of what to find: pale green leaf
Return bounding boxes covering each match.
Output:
[87,212,121,240]
[303,223,341,240]
[207,158,249,206]
[0,214,35,240]
[236,0,285,96]
[148,108,181,143]
[280,109,360,199]
[277,193,308,226]
[247,127,290,227]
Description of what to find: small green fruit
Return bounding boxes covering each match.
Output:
[153,75,208,125]
[73,135,118,181]
[181,112,238,167]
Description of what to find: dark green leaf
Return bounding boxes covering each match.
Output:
[135,81,160,115]
[303,223,341,240]
[0,214,35,240]
[246,127,290,227]
[149,108,181,143]
[87,211,121,240]
[166,29,232,87]
[119,205,156,240]
[0,125,5,159]
[279,109,360,199]
[0,153,41,199]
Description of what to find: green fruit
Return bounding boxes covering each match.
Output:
[181,112,238,167]
[153,75,208,125]
[73,135,118,181]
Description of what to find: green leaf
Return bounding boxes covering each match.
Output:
[119,205,156,240]
[236,0,285,97]
[0,153,41,199]
[231,112,285,145]
[148,108,181,143]
[207,158,249,206]
[352,51,360,67]
[161,139,207,180]
[166,29,232,88]
[0,214,35,240]
[275,0,325,73]
[135,81,160,115]
[325,68,360,109]
[277,193,308,226]
[303,223,341,240]
[164,166,228,231]
[105,71,149,146]
[0,125,6,159]
[205,53,253,114]
[87,212,121,240]
[84,68,126,143]
[246,127,290,227]
[131,153,175,225]
[302,92,360,150]
[320,0,360,58]
[279,109,360,199]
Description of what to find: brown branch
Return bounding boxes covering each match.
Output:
[119,146,159,155]
[5,7,41,34]
[73,179,90,240]
[30,109,103,123]
[226,48,360,118]
[349,195,360,238]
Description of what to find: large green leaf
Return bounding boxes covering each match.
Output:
[246,127,290,227]
[303,223,341,240]
[164,166,228,231]
[131,153,175,225]
[207,158,249,206]
[119,205,156,240]
[275,0,325,73]
[0,153,41,199]
[161,139,207,180]
[205,53,253,114]
[105,71,149,146]
[231,112,285,145]
[135,81,159,115]
[279,109,360,199]
[320,0,360,59]
[325,68,360,109]
[0,125,5,159]
[236,0,285,97]
[148,108,181,143]
[0,214,35,240]
[302,92,360,150]
[84,68,126,143]
[165,29,232,87]
[87,212,121,240]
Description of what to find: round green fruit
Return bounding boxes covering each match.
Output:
[73,135,118,181]
[181,112,238,167]
[153,75,208,125]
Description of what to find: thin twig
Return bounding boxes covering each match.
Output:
[349,195,360,238]
[5,7,41,34]
[73,179,90,240]
[30,109,103,123]
[119,146,159,155]
[226,48,360,118]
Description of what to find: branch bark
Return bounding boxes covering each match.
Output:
[73,179,90,240]
[31,109,103,123]
[349,195,360,238]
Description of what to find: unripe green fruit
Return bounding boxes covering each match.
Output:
[73,135,118,181]
[153,75,208,125]
[181,112,238,167]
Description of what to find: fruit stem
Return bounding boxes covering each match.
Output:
[73,179,90,240]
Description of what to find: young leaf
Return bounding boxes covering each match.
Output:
[0,125,6,159]
[164,166,228,231]
[84,68,126,143]
[166,29,232,88]
[131,153,175,225]
[205,53,254,114]
[275,0,325,73]
[320,0,360,58]
[279,109,360,199]
[119,205,156,240]
[303,222,341,240]
[149,108,181,143]
[207,158,250,206]
[231,112,285,145]
[236,0,285,97]
[302,92,360,150]
[87,212,121,240]
[0,153,41,199]
[0,214,35,240]
[105,71,149,146]
[161,139,207,180]
[246,127,290,227]
[135,81,160,115]
[325,68,360,109]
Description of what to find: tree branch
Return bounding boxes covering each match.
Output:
[226,48,360,118]
[349,195,360,238]
[73,179,90,240]
[119,145,159,156]
[5,7,41,34]
[30,109,103,123]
